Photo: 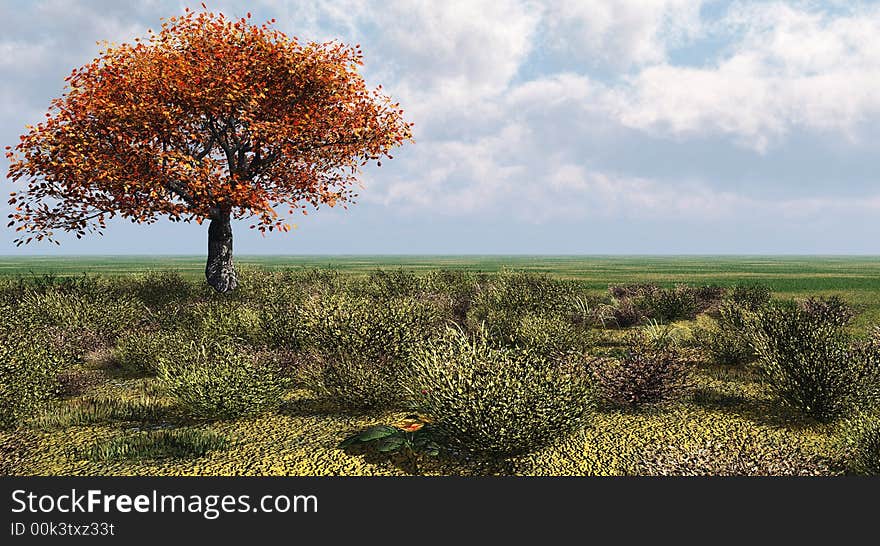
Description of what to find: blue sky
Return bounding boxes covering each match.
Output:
[2,0,879,255]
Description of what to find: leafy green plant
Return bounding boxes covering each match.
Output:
[339,415,441,473]
[79,429,228,461]
[403,327,593,458]
[158,337,286,419]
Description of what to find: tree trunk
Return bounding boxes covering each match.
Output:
[205,212,238,293]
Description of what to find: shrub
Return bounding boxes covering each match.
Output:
[303,294,441,362]
[403,327,593,458]
[79,429,228,461]
[838,413,880,475]
[114,330,185,375]
[609,283,659,300]
[747,304,879,422]
[638,285,700,322]
[0,328,65,429]
[18,290,145,351]
[418,270,481,324]
[728,283,772,310]
[694,301,757,365]
[609,297,644,328]
[128,271,195,307]
[509,313,592,357]
[568,295,616,328]
[185,300,265,345]
[799,295,854,328]
[158,337,286,419]
[591,333,692,408]
[471,272,577,319]
[297,352,406,410]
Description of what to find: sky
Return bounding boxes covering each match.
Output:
[1,0,879,255]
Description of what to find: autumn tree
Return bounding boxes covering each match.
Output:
[5,7,412,292]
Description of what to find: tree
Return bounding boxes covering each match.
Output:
[5,7,412,292]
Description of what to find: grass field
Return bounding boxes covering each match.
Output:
[4,254,880,329]
[2,255,879,476]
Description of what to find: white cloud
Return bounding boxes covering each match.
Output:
[542,0,705,67]
[611,2,880,150]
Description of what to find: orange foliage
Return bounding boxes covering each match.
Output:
[5,7,412,245]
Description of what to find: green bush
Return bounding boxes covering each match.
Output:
[509,313,592,357]
[748,304,879,422]
[728,283,772,310]
[638,285,700,322]
[297,352,406,410]
[127,271,195,307]
[0,328,65,429]
[591,333,692,408]
[18,290,145,351]
[694,301,758,365]
[838,413,880,475]
[158,337,286,419]
[114,330,185,375]
[469,272,577,322]
[403,327,593,458]
[303,294,441,361]
[184,300,265,345]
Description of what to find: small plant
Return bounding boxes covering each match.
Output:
[339,415,441,473]
[508,313,592,357]
[403,327,593,458]
[79,429,228,461]
[638,285,700,322]
[158,337,287,419]
[838,413,880,476]
[569,296,616,328]
[591,333,692,408]
[641,319,687,351]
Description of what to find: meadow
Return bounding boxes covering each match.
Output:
[1,256,879,476]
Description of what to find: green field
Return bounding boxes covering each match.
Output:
[4,255,879,328]
[3,257,879,476]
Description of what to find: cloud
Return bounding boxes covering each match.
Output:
[611,2,880,150]
[541,0,705,67]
